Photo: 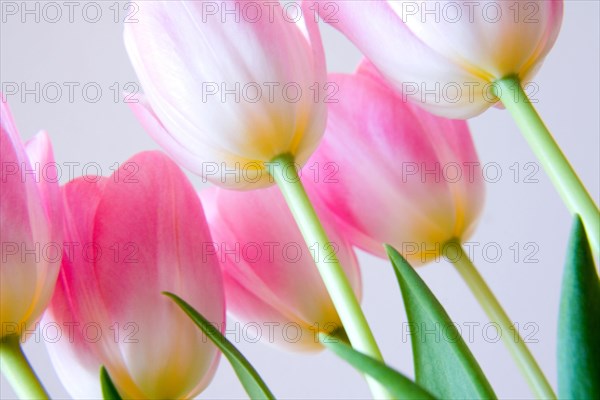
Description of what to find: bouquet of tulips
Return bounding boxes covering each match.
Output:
[1,1,598,399]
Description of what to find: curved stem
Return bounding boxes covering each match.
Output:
[444,240,556,399]
[0,335,49,400]
[494,76,599,255]
[269,154,389,399]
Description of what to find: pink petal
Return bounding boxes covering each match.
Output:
[201,185,361,351]
[124,1,327,182]
[25,131,62,244]
[388,0,563,81]
[304,67,485,264]
[312,0,490,118]
[0,98,60,336]
[91,151,224,398]
[45,176,117,399]
[128,94,277,190]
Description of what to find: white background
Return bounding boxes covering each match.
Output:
[1,1,599,399]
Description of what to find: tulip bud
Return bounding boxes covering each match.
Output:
[304,63,485,266]
[125,1,327,189]
[44,152,225,399]
[1,96,62,339]
[200,185,361,351]
[314,0,563,118]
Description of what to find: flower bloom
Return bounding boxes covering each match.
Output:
[200,185,361,351]
[44,152,225,399]
[314,0,563,118]
[304,62,485,265]
[125,1,327,189]
[1,96,62,339]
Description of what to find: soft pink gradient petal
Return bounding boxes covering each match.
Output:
[46,152,224,399]
[42,277,102,400]
[312,0,490,118]
[1,94,24,153]
[304,65,485,265]
[1,111,38,332]
[390,0,564,81]
[314,0,563,119]
[45,176,123,399]
[22,132,63,321]
[201,185,361,351]
[127,96,270,189]
[1,97,61,337]
[92,151,224,398]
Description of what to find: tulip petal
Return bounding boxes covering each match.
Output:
[43,281,103,400]
[313,0,490,118]
[125,1,327,187]
[201,185,361,351]
[305,66,484,264]
[315,0,563,118]
[91,151,224,398]
[24,131,61,221]
[1,94,23,153]
[21,131,63,321]
[45,177,116,399]
[165,292,275,400]
[0,99,59,336]
[389,0,563,81]
[127,96,216,177]
[47,156,225,399]
[127,94,276,190]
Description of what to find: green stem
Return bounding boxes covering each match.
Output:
[444,240,556,399]
[269,154,389,399]
[0,335,49,400]
[494,76,599,255]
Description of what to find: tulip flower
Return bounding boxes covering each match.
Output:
[200,185,361,351]
[125,3,386,394]
[304,63,557,398]
[314,0,563,118]
[44,152,225,399]
[0,96,61,399]
[304,61,485,266]
[315,0,599,254]
[124,0,327,189]
[0,97,62,339]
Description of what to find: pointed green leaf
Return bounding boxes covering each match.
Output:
[163,292,275,400]
[558,216,600,399]
[100,366,122,400]
[386,245,497,399]
[321,333,436,399]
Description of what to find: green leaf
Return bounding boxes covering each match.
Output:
[100,366,122,400]
[321,333,436,399]
[558,216,600,399]
[163,292,275,400]
[386,245,497,399]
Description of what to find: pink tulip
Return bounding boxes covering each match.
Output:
[200,185,361,351]
[125,1,327,189]
[1,95,62,339]
[313,0,563,118]
[44,152,225,399]
[304,62,485,266]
